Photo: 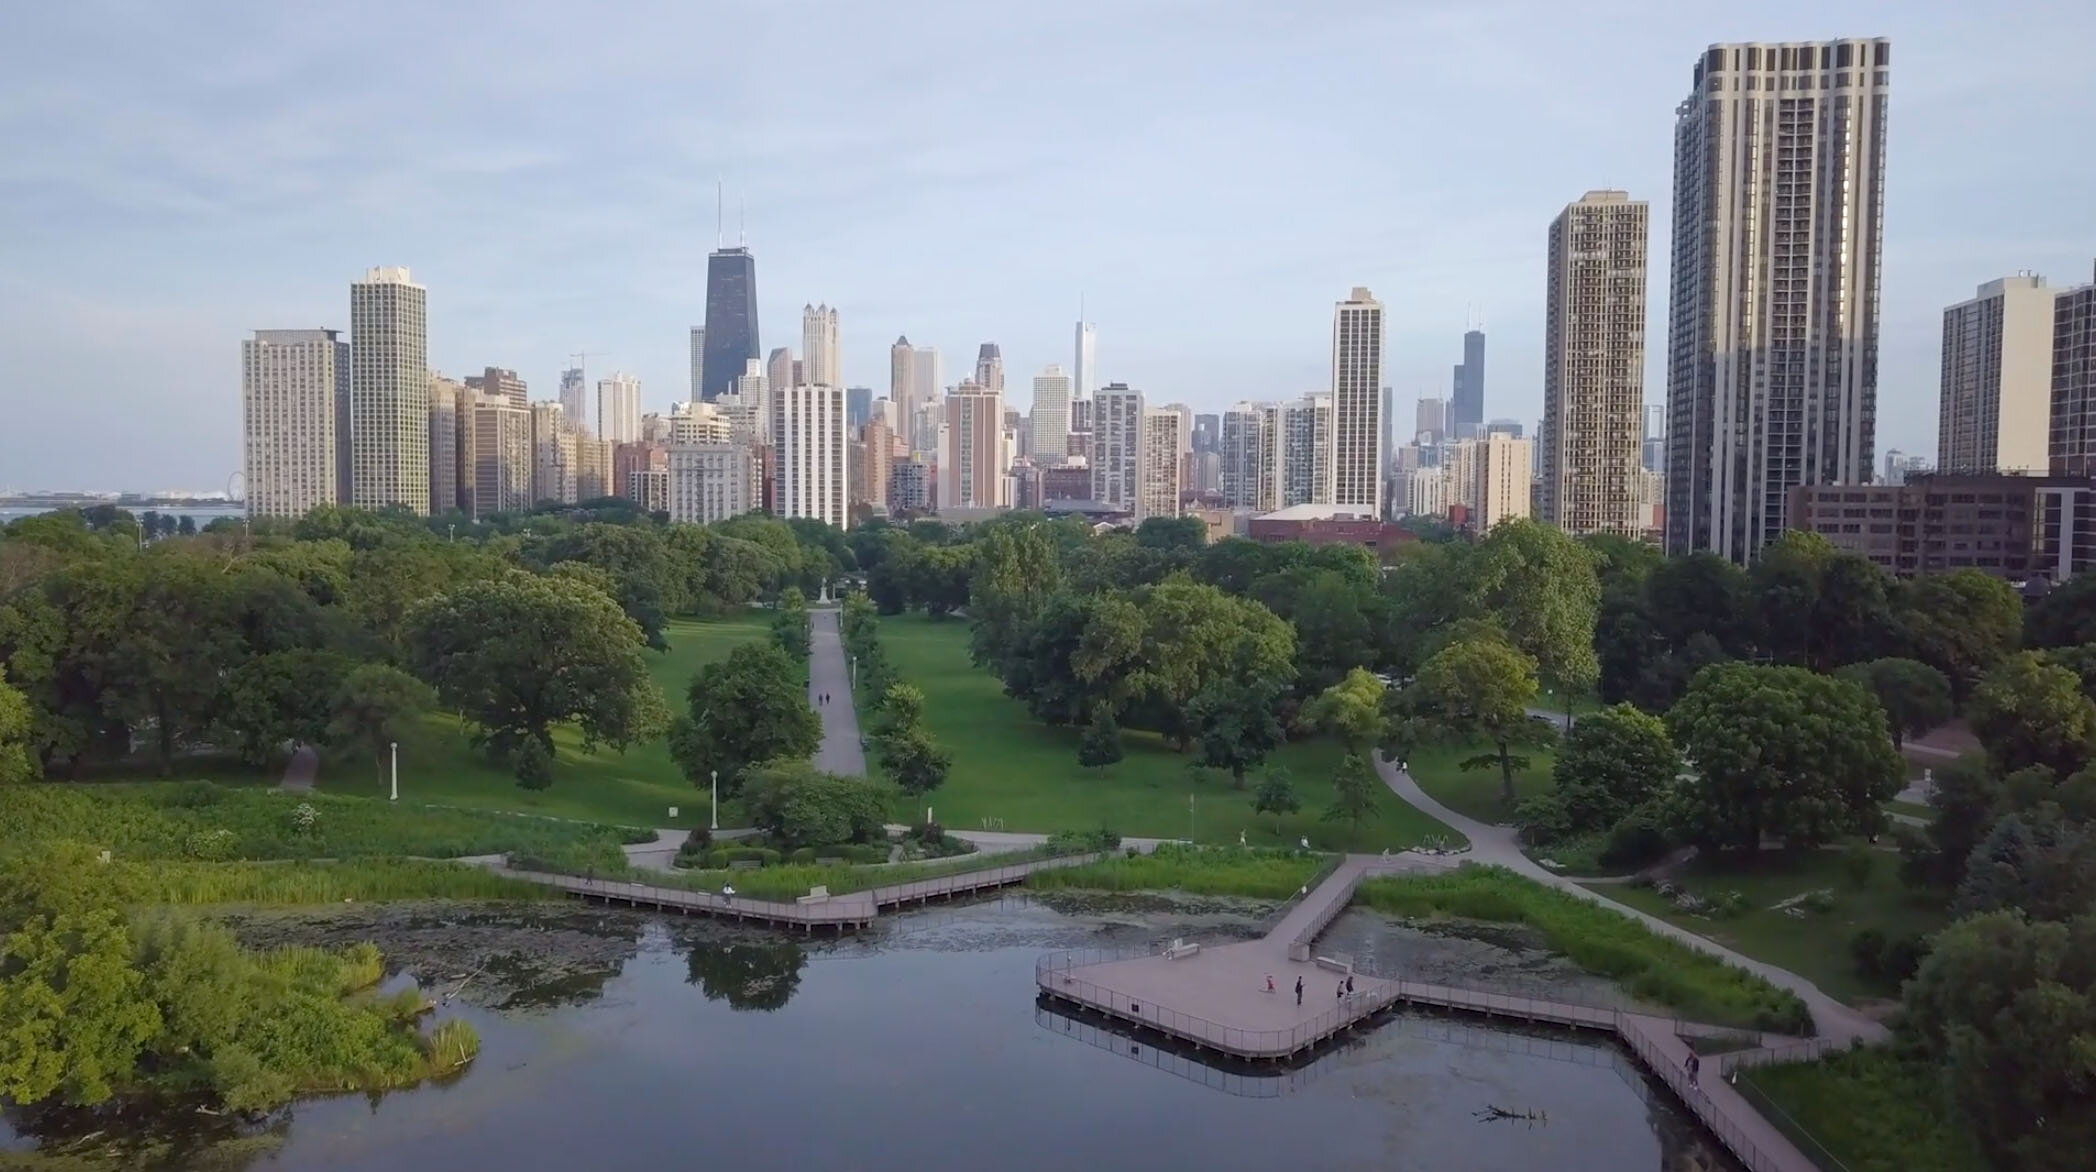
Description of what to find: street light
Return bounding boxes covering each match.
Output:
[389,741,399,801]
[710,769,719,831]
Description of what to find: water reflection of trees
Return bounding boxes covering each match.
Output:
[684,939,806,1011]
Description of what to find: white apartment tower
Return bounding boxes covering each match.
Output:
[1075,319,1097,398]
[427,373,462,515]
[802,304,841,389]
[773,383,849,527]
[597,371,642,444]
[668,443,756,524]
[1138,407,1185,520]
[1541,190,1649,536]
[1939,274,2057,474]
[349,267,430,513]
[911,345,942,455]
[1219,403,1267,509]
[1665,39,1891,560]
[890,337,917,434]
[242,328,349,519]
[1030,366,1073,467]
[1091,384,1143,510]
[1328,288,1384,512]
[1475,433,1535,530]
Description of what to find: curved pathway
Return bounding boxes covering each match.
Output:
[809,607,867,777]
[1373,753,1887,1044]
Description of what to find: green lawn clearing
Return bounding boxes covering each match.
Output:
[1401,742,1556,827]
[1582,849,1949,1005]
[872,614,1459,851]
[1741,1047,1983,1172]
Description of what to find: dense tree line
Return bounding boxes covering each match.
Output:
[0,503,846,786]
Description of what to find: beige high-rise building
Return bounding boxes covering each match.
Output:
[427,373,463,515]
[767,347,794,395]
[574,435,614,501]
[1444,439,1481,512]
[802,304,841,389]
[349,267,430,513]
[1475,434,1534,530]
[1541,190,1649,536]
[1091,384,1143,510]
[1139,407,1185,520]
[772,383,849,527]
[1030,366,1073,467]
[668,443,757,524]
[470,366,527,410]
[597,371,641,444]
[1666,39,1891,560]
[1328,288,1384,512]
[467,393,533,518]
[942,380,1007,510]
[670,401,733,446]
[531,402,577,504]
[890,337,917,433]
[242,328,348,519]
[857,417,899,510]
[911,346,942,455]
[1939,274,2057,474]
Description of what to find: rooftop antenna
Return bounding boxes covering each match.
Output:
[715,180,723,249]
[738,195,746,247]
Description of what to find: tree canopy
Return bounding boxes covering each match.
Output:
[669,641,821,798]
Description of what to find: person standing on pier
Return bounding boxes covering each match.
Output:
[1295,976,1303,1006]
[1685,1053,1700,1087]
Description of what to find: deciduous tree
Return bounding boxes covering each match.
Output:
[1251,768,1300,831]
[1321,753,1381,833]
[1967,651,2096,778]
[1386,636,1555,805]
[1185,667,1286,790]
[669,641,820,798]
[1837,657,1954,747]
[1895,568,2022,693]
[325,664,435,781]
[1545,703,1679,837]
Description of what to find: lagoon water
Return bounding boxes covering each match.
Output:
[1,898,1733,1171]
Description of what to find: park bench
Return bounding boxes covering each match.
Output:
[1162,938,1201,960]
[1314,954,1353,975]
[728,859,762,871]
[796,885,831,905]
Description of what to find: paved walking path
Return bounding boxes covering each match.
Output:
[809,607,866,777]
[1371,753,1887,1044]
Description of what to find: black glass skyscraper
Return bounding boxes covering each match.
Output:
[1451,328,1485,438]
[700,246,759,401]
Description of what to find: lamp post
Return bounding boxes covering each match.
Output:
[389,741,399,801]
[710,769,719,831]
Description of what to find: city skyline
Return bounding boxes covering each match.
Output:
[4,5,2094,490]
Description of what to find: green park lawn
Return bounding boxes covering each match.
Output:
[871,614,1461,851]
[317,612,772,830]
[1402,742,1557,827]
[1583,848,1949,1005]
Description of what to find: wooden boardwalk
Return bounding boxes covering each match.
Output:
[493,849,1108,932]
[1035,854,1828,1172]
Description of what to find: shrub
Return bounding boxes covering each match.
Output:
[684,826,713,850]
[1711,890,1752,918]
[1600,802,1671,869]
[789,847,817,865]
[1514,790,1573,846]
[1840,842,1876,888]
[185,828,237,861]
[1800,889,1837,914]
[1850,928,1888,978]
[1880,934,1929,983]
[1356,864,1812,1033]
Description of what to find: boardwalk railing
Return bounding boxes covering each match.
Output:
[868,851,1102,908]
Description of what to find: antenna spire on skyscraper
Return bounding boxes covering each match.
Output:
[716,180,723,250]
[739,196,746,247]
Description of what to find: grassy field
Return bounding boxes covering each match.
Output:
[1025,844,1329,899]
[319,612,772,829]
[873,614,1460,851]
[1356,864,1813,1033]
[1742,1047,1983,1172]
[1402,742,1557,827]
[1585,849,1949,1005]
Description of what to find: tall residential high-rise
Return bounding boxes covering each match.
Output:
[242,328,349,519]
[802,303,840,388]
[772,383,849,527]
[1415,397,1447,442]
[1665,39,1892,561]
[597,371,641,443]
[1074,319,1096,399]
[1475,433,1534,530]
[911,346,942,450]
[1540,190,1649,536]
[472,367,527,410]
[349,267,430,514]
[700,242,759,401]
[2053,264,2096,476]
[1219,403,1267,509]
[1091,384,1143,510]
[559,367,589,434]
[1328,287,1384,512]
[846,386,873,429]
[889,337,917,428]
[668,441,757,524]
[689,327,705,401]
[1139,407,1184,520]
[767,347,794,394]
[1379,389,1394,466]
[974,343,1004,391]
[1030,365,1073,467]
[1643,405,1666,473]
[1938,275,2057,475]
[1451,329,1486,439]
[467,393,533,518]
[530,402,577,505]
[942,380,1006,510]
[428,373,462,515]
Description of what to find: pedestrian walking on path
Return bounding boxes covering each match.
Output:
[1265,975,1275,994]
[1685,1053,1700,1087]
[1336,982,1344,1002]
[1294,977,1303,1006]
[1346,975,1354,996]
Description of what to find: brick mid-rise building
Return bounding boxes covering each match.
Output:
[1788,473,2096,582]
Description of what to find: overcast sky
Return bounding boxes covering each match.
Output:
[2,0,2091,493]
